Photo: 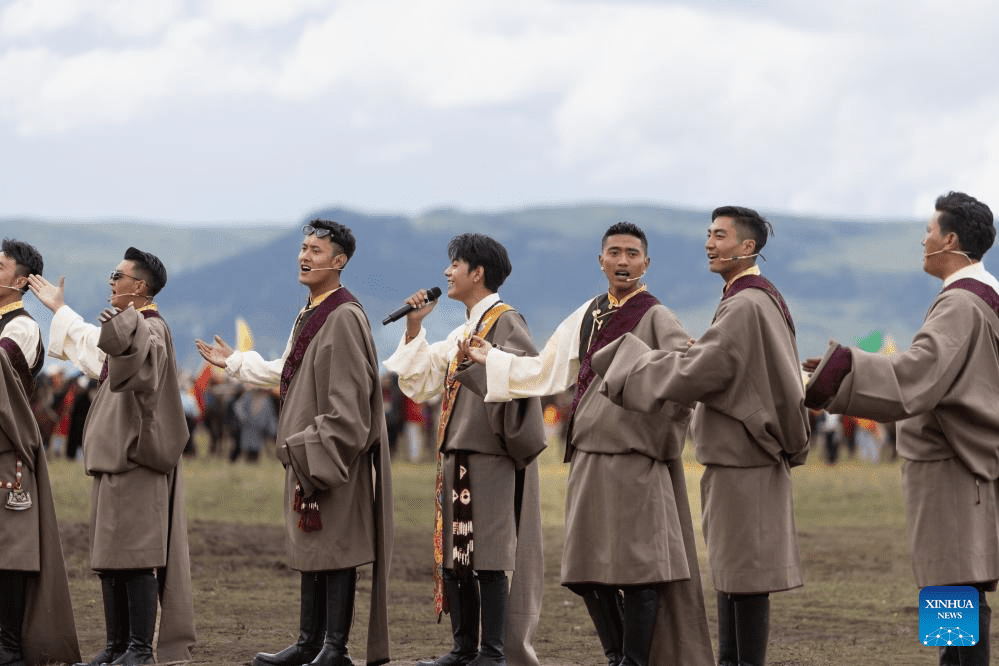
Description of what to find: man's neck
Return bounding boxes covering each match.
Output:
[0,293,22,311]
[461,287,494,314]
[938,258,979,283]
[608,283,641,302]
[309,278,341,302]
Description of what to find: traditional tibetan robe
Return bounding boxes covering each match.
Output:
[0,306,80,666]
[48,303,196,662]
[225,289,394,665]
[806,269,999,588]
[483,291,714,666]
[384,292,546,666]
[593,275,809,595]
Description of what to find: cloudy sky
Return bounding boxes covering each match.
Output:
[2,0,997,225]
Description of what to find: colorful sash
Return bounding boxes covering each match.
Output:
[943,278,999,319]
[433,301,513,621]
[724,274,796,335]
[564,291,659,463]
[98,309,162,385]
[282,288,359,533]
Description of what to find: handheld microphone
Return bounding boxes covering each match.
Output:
[382,287,443,325]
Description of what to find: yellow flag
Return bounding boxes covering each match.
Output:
[236,318,254,352]
[881,334,897,355]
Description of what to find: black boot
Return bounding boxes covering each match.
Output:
[733,593,769,666]
[0,571,27,666]
[306,569,356,666]
[949,586,990,666]
[417,569,480,666]
[578,586,624,666]
[619,586,658,666]
[467,571,507,666]
[75,574,130,666]
[106,570,157,665]
[254,572,327,666]
[717,592,738,666]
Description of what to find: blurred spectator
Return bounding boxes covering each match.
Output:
[381,373,404,456]
[180,378,201,457]
[816,411,842,465]
[401,393,425,462]
[67,376,97,460]
[232,387,277,463]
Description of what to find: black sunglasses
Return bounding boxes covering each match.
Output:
[302,224,333,239]
[109,271,142,283]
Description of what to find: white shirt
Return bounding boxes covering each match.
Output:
[0,308,41,368]
[383,292,504,403]
[48,304,106,379]
[942,261,999,293]
[224,332,292,388]
[481,299,591,403]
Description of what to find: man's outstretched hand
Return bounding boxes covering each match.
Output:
[26,275,65,313]
[196,335,236,369]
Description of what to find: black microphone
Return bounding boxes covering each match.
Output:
[382,287,443,325]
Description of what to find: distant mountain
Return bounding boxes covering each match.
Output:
[6,205,986,374]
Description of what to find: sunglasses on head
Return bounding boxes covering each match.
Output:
[302,224,333,239]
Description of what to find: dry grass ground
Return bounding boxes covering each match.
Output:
[45,438,994,665]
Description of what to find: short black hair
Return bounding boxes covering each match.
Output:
[602,221,648,255]
[447,233,512,292]
[1,239,43,294]
[124,247,167,297]
[711,205,774,255]
[306,219,356,262]
[935,191,996,261]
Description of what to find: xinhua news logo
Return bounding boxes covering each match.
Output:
[919,586,979,647]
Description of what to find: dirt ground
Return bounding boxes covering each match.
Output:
[61,520,607,666]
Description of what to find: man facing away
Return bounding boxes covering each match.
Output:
[197,220,393,666]
[29,247,195,666]
[463,222,714,666]
[383,233,545,666]
[0,239,79,666]
[590,210,809,666]
[804,191,999,666]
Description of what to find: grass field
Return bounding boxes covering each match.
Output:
[45,438,989,665]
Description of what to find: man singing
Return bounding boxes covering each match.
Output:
[197,220,393,666]
[0,239,79,666]
[805,191,999,666]
[29,247,195,666]
[384,233,545,666]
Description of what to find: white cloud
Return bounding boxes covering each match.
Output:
[0,0,183,39]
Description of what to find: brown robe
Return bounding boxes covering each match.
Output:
[449,309,547,666]
[0,342,80,665]
[565,302,714,666]
[81,306,196,662]
[277,301,394,665]
[594,284,809,594]
[807,284,999,587]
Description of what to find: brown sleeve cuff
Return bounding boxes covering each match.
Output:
[804,344,852,409]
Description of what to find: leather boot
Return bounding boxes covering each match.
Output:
[467,571,507,666]
[75,574,129,666]
[254,572,327,666]
[107,570,157,665]
[417,569,480,666]
[717,592,738,666]
[949,586,990,666]
[733,593,769,666]
[0,570,27,666]
[579,586,624,666]
[620,586,658,666]
[306,569,356,666]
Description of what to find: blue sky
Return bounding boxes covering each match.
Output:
[2,0,997,225]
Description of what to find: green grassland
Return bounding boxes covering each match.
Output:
[45,441,986,665]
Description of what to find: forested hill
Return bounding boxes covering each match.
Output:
[3,204,974,372]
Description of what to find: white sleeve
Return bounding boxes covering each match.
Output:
[224,330,292,388]
[383,325,458,403]
[47,305,106,379]
[483,301,587,402]
[0,316,41,367]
